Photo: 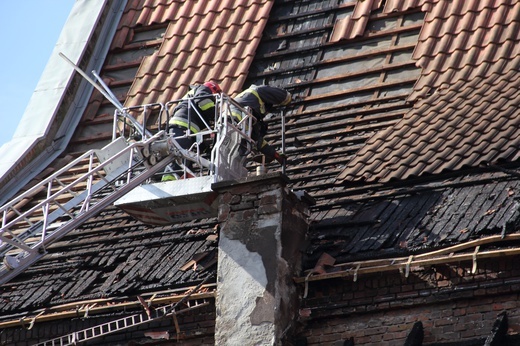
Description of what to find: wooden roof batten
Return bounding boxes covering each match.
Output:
[296,233,520,284]
[245,1,424,210]
[33,275,215,346]
[0,285,216,329]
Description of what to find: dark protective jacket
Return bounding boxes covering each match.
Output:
[168,84,217,133]
[233,84,292,120]
[231,85,292,162]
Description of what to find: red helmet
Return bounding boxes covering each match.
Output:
[204,81,222,94]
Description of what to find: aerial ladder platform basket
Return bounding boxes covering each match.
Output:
[114,93,256,225]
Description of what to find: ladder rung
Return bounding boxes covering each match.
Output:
[0,135,171,286]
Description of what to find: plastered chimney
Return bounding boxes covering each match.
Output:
[212,172,313,345]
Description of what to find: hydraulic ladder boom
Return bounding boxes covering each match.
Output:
[0,132,174,285]
[0,50,276,292]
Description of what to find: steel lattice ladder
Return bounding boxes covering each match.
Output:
[0,92,259,285]
[0,132,176,285]
[37,298,212,346]
[36,276,214,346]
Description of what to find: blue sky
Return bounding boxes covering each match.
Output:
[0,2,74,147]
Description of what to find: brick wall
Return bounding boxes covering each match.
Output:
[297,255,520,345]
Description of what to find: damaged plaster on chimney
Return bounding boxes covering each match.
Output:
[212,173,313,345]
[216,236,274,343]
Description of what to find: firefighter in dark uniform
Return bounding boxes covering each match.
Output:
[162,81,222,181]
[231,84,291,163]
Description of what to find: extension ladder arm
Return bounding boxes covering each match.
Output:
[0,132,175,285]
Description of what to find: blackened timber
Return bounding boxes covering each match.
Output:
[253,43,417,79]
[484,311,508,346]
[310,61,417,86]
[303,78,417,103]
[272,118,401,148]
[267,1,353,25]
[271,104,407,133]
[254,24,423,60]
[280,104,408,146]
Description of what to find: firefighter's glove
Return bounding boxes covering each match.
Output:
[273,152,287,165]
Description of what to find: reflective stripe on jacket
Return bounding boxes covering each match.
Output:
[169,85,216,132]
[183,89,215,111]
[234,84,291,118]
[169,117,201,133]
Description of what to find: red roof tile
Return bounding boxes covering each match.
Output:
[337,0,520,183]
[411,0,520,100]
[383,0,427,13]
[125,0,273,109]
[330,0,382,42]
[111,1,146,50]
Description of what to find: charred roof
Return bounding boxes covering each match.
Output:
[1,0,520,320]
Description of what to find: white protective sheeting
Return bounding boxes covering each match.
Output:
[0,0,125,204]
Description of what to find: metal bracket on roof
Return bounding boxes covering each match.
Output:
[303,271,313,299]
[353,263,361,282]
[20,311,44,330]
[82,303,96,318]
[472,246,480,274]
[405,255,414,278]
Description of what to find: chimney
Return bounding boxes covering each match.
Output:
[212,172,313,345]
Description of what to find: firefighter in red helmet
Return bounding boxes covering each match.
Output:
[162,81,222,181]
[168,81,222,138]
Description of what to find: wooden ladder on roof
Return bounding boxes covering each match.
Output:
[0,132,176,285]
